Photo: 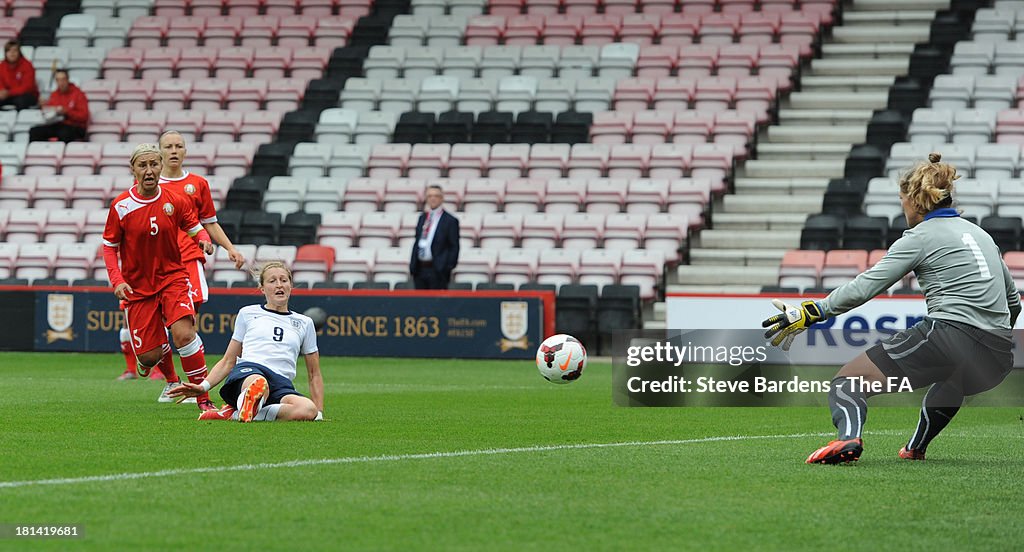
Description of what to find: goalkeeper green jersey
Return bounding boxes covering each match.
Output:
[819,209,1021,330]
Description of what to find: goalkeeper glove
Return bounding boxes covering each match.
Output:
[761,299,825,351]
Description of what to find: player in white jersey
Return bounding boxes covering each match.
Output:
[763,153,1021,464]
[169,261,324,422]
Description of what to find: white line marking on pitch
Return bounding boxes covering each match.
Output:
[0,431,898,490]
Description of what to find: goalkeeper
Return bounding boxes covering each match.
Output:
[762,153,1021,465]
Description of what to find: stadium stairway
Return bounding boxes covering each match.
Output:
[645,0,960,329]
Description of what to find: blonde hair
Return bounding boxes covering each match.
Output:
[130,143,163,166]
[252,261,292,287]
[898,152,959,215]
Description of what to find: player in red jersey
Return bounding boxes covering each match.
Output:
[103,143,218,412]
[146,130,246,402]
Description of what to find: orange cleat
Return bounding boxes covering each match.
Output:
[806,438,863,465]
[198,404,236,421]
[898,447,925,461]
[238,376,268,423]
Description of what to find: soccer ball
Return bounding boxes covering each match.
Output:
[536,334,587,384]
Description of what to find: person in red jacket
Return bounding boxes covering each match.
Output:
[0,40,38,110]
[29,69,89,142]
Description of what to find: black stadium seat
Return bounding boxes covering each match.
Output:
[239,211,281,246]
[981,216,1023,253]
[432,111,474,144]
[597,284,641,355]
[510,112,552,144]
[556,284,598,348]
[800,213,844,251]
[472,112,513,144]
[392,112,435,144]
[843,215,889,250]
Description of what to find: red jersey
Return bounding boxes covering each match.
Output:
[0,56,37,98]
[159,171,217,264]
[44,83,89,129]
[103,185,203,299]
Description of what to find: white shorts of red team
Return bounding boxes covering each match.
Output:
[184,259,209,307]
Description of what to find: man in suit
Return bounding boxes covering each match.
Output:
[410,185,460,289]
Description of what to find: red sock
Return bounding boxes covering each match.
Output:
[178,335,210,405]
[120,341,137,375]
[157,343,180,383]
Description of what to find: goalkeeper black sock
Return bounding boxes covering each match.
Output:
[906,382,963,454]
[829,377,867,441]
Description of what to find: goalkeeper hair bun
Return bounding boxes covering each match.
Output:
[899,153,958,214]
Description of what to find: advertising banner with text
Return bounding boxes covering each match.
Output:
[31,289,553,359]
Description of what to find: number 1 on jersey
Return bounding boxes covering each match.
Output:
[962,233,992,279]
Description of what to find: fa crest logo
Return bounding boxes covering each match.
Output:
[163,202,174,216]
[184,184,196,195]
[291,319,302,329]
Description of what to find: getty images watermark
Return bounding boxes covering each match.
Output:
[612,330,1024,407]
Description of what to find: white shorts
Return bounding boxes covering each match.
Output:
[184,259,209,307]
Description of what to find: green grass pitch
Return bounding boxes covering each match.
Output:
[1,352,1022,551]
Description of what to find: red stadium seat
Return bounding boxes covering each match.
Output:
[407,144,451,178]
[239,111,282,144]
[166,16,206,47]
[498,178,540,214]
[318,212,361,252]
[603,212,645,249]
[367,144,411,178]
[313,18,354,49]
[60,143,103,177]
[165,111,205,143]
[101,48,142,80]
[589,111,632,145]
[72,176,113,210]
[624,178,668,214]
[480,213,524,250]
[585,179,627,214]
[578,248,622,289]
[448,144,489,178]
[358,211,402,248]
[204,16,245,48]
[140,46,179,80]
[341,178,384,213]
[778,250,826,290]
[152,79,192,111]
[202,111,243,144]
[630,110,672,145]
[127,16,169,48]
[0,175,37,210]
[380,178,425,212]
[215,47,255,79]
[487,144,530,179]
[536,247,580,289]
[494,247,537,287]
[86,110,127,143]
[543,178,584,214]
[527,144,570,179]
[566,143,609,178]
[453,247,496,286]
[240,15,281,47]
[462,178,506,213]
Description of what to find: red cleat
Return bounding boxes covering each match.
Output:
[898,447,925,460]
[238,376,268,423]
[806,438,863,465]
[198,404,236,421]
[116,370,138,381]
[197,398,219,412]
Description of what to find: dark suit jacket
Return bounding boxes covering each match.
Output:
[409,209,460,278]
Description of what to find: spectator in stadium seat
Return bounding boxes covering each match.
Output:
[0,40,38,110]
[409,184,460,290]
[28,69,88,142]
[169,261,324,423]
